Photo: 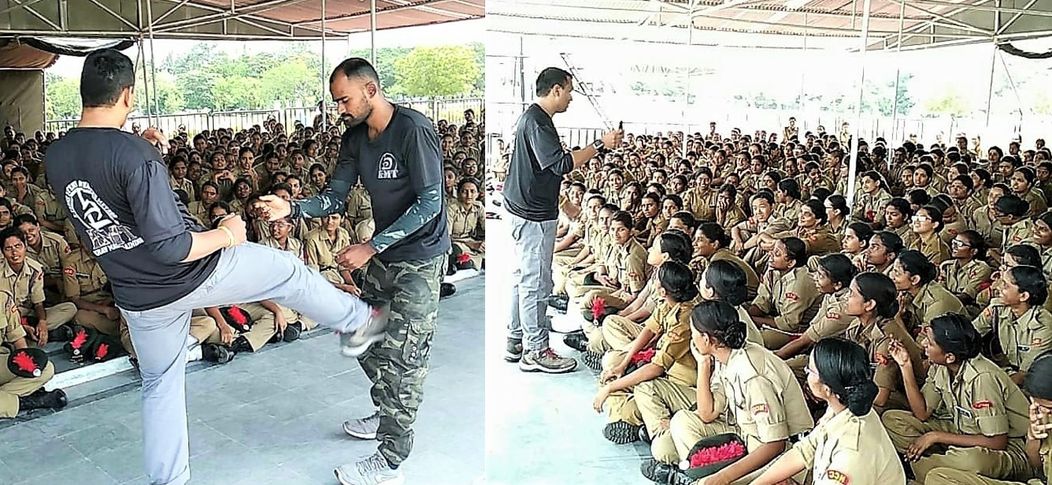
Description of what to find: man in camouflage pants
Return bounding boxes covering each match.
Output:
[257,58,448,485]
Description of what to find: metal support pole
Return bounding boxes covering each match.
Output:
[985,44,997,128]
[799,13,807,119]
[321,0,327,131]
[891,0,906,143]
[370,0,377,65]
[138,40,152,126]
[846,0,872,209]
[683,0,694,158]
[146,1,159,127]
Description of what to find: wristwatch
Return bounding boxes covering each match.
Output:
[592,139,604,151]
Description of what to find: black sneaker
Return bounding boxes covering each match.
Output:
[50,324,74,342]
[547,295,568,312]
[582,351,604,372]
[638,425,651,444]
[640,458,669,483]
[231,336,253,353]
[603,421,640,444]
[202,343,234,364]
[504,339,523,362]
[282,322,302,342]
[440,283,456,299]
[562,331,588,352]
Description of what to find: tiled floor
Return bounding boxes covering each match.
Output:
[484,218,652,485]
[0,276,484,485]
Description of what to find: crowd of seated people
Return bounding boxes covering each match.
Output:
[539,119,1052,485]
[0,107,484,419]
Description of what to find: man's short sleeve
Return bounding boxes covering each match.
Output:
[403,125,443,192]
[525,118,572,174]
[123,160,188,244]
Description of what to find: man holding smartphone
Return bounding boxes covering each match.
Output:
[503,66,623,374]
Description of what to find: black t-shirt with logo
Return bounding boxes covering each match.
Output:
[334,105,449,262]
[45,128,218,311]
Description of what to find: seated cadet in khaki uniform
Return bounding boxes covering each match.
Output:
[693,223,760,300]
[733,191,775,256]
[754,338,906,485]
[713,184,746,230]
[579,231,690,359]
[261,184,310,242]
[32,186,67,235]
[1033,210,1052,277]
[16,214,72,302]
[187,181,221,227]
[777,254,857,369]
[0,228,76,346]
[229,300,314,353]
[941,230,995,314]
[343,182,373,243]
[972,266,1052,386]
[556,204,614,298]
[552,185,591,260]
[303,213,360,296]
[448,179,485,271]
[593,262,698,447]
[939,197,968,246]
[63,244,120,337]
[666,300,814,484]
[634,193,666,248]
[840,272,924,412]
[884,198,919,250]
[853,171,892,226]
[259,216,304,263]
[121,308,235,364]
[681,169,715,222]
[893,250,964,336]
[882,314,1036,484]
[926,352,1052,485]
[1011,167,1047,218]
[748,237,822,350]
[762,199,840,258]
[0,289,67,418]
[574,211,648,320]
[766,179,804,234]
[912,205,952,264]
[997,195,1036,259]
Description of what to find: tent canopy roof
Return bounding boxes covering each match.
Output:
[0,0,484,41]
[488,0,1052,51]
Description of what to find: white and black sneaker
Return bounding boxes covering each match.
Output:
[341,307,388,357]
[343,411,380,440]
[334,451,403,485]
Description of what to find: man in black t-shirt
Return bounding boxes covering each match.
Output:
[503,67,621,374]
[255,58,449,485]
[45,49,381,485]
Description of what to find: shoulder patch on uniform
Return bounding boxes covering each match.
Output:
[63,267,74,277]
[972,400,993,410]
[786,292,799,301]
[825,470,850,485]
[751,403,769,415]
[826,311,841,320]
[874,352,889,366]
[1033,338,1043,346]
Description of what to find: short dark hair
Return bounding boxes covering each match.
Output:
[535,67,571,97]
[330,58,380,84]
[81,49,136,108]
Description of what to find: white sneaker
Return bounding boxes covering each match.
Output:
[343,411,380,439]
[340,307,388,357]
[334,451,404,485]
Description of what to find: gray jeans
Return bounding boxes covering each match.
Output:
[507,213,557,351]
[119,242,370,485]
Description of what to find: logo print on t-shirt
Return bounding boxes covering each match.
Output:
[65,180,143,256]
[377,153,400,180]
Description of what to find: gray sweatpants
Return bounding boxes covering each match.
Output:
[119,242,371,485]
[507,213,557,351]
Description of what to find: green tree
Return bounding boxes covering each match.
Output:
[924,89,972,117]
[45,73,81,120]
[260,57,320,107]
[392,46,481,97]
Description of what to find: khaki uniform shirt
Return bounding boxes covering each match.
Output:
[33,189,66,227]
[842,316,924,398]
[304,228,351,273]
[170,177,197,202]
[61,247,109,303]
[345,184,373,227]
[768,199,803,233]
[791,409,905,485]
[920,355,1029,439]
[803,288,854,342]
[0,258,46,311]
[644,301,697,387]
[612,239,648,294]
[1022,189,1047,217]
[973,207,1005,250]
[682,187,715,221]
[0,290,24,356]
[448,199,484,244]
[1004,219,1036,252]
[718,342,815,449]
[26,231,72,283]
[753,266,821,333]
[973,304,1052,373]
[940,259,994,300]
[260,236,304,261]
[891,223,919,250]
[905,282,964,333]
[854,189,892,226]
[917,233,951,265]
[940,217,967,246]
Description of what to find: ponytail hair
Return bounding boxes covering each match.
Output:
[853,272,899,318]
[813,338,880,416]
[703,260,749,306]
[691,300,747,350]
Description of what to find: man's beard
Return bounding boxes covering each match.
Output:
[342,106,371,128]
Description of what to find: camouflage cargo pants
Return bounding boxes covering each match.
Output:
[358,254,444,467]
